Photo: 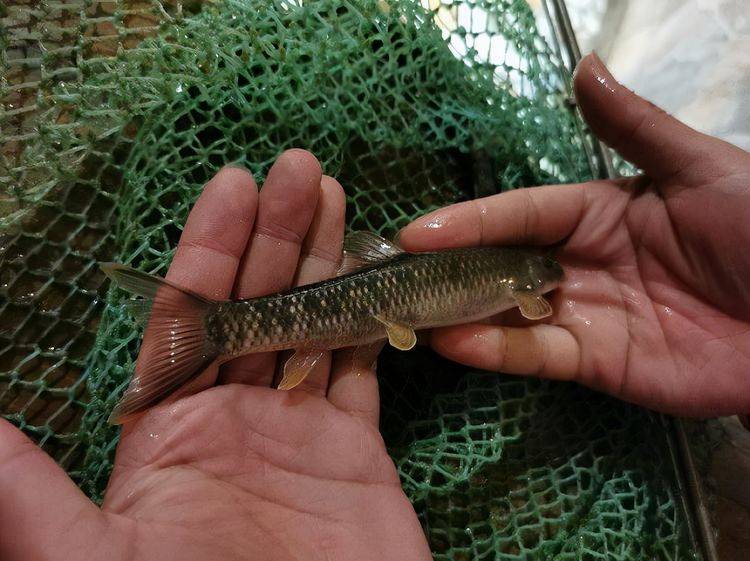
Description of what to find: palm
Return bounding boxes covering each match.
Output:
[4,54,750,560]
[549,171,750,415]
[0,152,431,560]
[102,385,421,561]
[400,53,750,417]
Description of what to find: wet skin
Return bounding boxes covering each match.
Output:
[2,53,749,560]
[1,153,433,561]
[402,54,750,418]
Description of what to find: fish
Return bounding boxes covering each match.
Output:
[100,231,563,423]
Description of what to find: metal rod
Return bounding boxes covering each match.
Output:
[545,0,616,180]
[673,419,720,561]
[541,1,719,559]
[550,0,582,70]
[661,415,706,558]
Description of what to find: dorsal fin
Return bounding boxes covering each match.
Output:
[337,231,404,276]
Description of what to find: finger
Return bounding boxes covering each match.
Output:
[429,323,580,381]
[328,341,385,427]
[123,167,258,425]
[291,176,346,396]
[0,419,108,559]
[166,166,258,297]
[399,182,587,252]
[487,307,536,327]
[219,149,322,386]
[293,176,346,287]
[574,52,737,182]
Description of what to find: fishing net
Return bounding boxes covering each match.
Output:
[1,0,694,558]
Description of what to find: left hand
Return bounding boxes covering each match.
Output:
[0,150,432,561]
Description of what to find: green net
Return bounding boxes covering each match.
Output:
[1,0,695,558]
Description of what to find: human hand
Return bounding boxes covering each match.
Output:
[400,53,750,417]
[0,151,431,561]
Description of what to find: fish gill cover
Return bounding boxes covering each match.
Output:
[1,0,694,558]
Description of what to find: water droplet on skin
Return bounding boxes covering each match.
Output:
[148,432,160,440]
[472,331,490,344]
[423,214,447,229]
[565,298,594,328]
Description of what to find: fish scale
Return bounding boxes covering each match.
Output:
[206,246,561,356]
[100,235,562,423]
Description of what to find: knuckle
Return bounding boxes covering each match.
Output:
[520,190,540,241]
[534,329,550,376]
[254,222,306,245]
[302,244,341,266]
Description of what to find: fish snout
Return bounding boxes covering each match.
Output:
[531,255,564,292]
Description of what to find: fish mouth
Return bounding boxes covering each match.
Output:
[550,260,564,282]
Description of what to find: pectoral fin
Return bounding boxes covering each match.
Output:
[513,291,553,320]
[278,349,326,390]
[373,315,416,351]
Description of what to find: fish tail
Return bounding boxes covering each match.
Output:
[100,263,219,424]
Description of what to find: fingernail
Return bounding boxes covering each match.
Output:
[588,51,617,94]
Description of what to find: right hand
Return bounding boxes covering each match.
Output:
[400,53,750,417]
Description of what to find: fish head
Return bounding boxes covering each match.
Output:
[526,253,564,293]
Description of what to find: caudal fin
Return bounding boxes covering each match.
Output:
[100,263,219,424]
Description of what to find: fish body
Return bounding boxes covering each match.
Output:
[208,247,561,356]
[101,231,562,423]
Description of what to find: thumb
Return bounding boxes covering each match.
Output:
[0,419,106,559]
[574,52,724,181]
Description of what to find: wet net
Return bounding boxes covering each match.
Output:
[1,0,694,558]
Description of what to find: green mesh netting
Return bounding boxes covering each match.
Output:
[1,0,696,558]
